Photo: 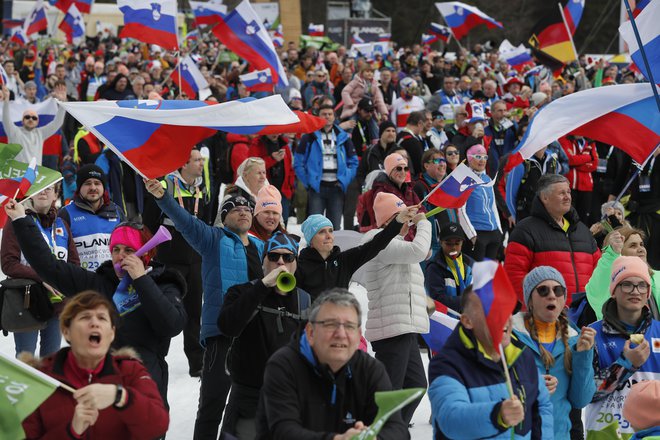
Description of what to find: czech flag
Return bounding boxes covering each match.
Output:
[59,96,325,179]
[59,4,86,44]
[308,23,324,36]
[239,68,274,92]
[118,0,179,50]
[435,1,503,40]
[10,28,28,46]
[212,0,288,88]
[429,22,452,43]
[422,33,439,45]
[505,84,660,172]
[619,0,660,85]
[0,157,38,205]
[499,40,535,72]
[472,260,517,350]
[25,0,49,36]
[422,301,459,353]
[425,163,493,209]
[170,55,209,99]
[190,1,227,27]
[563,0,585,34]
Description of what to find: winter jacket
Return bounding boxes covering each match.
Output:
[504,196,601,306]
[396,128,428,176]
[11,216,186,404]
[295,218,403,299]
[155,192,264,345]
[371,174,425,236]
[227,133,251,182]
[428,325,553,439]
[22,348,169,440]
[255,331,409,440]
[631,427,660,440]
[586,301,660,440]
[465,170,501,232]
[586,245,660,321]
[559,136,599,192]
[340,75,388,119]
[424,252,474,311]
[512,313,596,439]
[360,219,431,342]
[485,118,518,176]
[250,136,296,200]
[504,152,561,222]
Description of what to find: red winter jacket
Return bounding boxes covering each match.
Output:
[504,196,600,307]
[559,136,598,191]
[23,348,169,440]
[249,136,295,199]
[228,133,251,182]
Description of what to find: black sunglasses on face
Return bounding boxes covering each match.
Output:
[266,252,296,263]
[535,285,566,297]
[394,166,409,172]
[23,115,38,121]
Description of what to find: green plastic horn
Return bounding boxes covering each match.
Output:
[276,272,296,292]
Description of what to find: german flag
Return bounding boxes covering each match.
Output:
[529,2,577,64]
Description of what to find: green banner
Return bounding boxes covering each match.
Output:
[0,144,23,165]
[0,391,23,440]
[300,35,340,51]
[0,161,62,198]
[352,388,426,440]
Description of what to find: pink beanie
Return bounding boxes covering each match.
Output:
[109,226,144,253]
[466,144,487,159]
[255,185,282,216]
[623,380,660,430]
[384,153,407,176]
[373,192,406,227]
[609,255,651,295]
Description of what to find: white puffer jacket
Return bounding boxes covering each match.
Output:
[360,219,431,342]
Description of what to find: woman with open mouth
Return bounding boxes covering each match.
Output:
[512,266,597,440]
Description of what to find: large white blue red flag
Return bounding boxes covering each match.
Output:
[308,23,324,36]
[421,301,459,353]
[499,40,535,72]
[506,84,660,172]
[212,0,288,88]
[10,28,28,46]
[170,56,209,99]
[633,0,650,17]
[426,163,494,209]
[59,4,86,44]
[190,1,227,27]
[118,0,179,50]
[239,68,274,92]
[429,22,452,43]
[0,99,62,163]
[619,0,660,84]
[435,2,502,40]
[59,97,326,178]
[24,0,49,36]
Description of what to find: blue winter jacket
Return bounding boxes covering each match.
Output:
[512,313,596,439]
[294,126,358,193]
[428,324,553,439]
[155,193,264,345]
[465,171,501,232]
[424,252,474,311]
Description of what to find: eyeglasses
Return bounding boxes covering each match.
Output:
[394,166,409,172]
[471,154,488,161]
[311,320,359,332]
[23,115,38,121]
[430,158,447,164]
[445,150,459,156]
[618,281,649,294]
[266,252,296,263]
[535,285,567,297]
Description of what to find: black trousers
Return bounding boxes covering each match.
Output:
[169,262,204,374]
[193,336,232,440]
[572,189,593,226]
[465,229,503,262]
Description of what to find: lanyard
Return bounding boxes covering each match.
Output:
[32,216,57,255]
[451,258,466,292]
[174,178,200,217]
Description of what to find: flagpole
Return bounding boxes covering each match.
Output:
[557,3,579,61]
[498,344,515,398]
[177,52,183,98]
[622,0,660,113]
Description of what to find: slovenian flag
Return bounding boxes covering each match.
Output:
[505,84,660,172]
[59,97,325,179]
[429,22,452,43]
[435,1,503,40]
[422,33,439,45]
[170,55,209,99]
[190,1,227,27]
[422,301,459,353]
[10,27,28,46]
[212,0,288,88]
[270,24,284,48]
[54,0,94,14]
[239,68,274,92]
[118,0,179,50]
[619,0,660,85]
[472,260,517,350]
[634,0,650,17]
[308,23,324,36]
[24,0,49,36]
[499,40,535,72]
[58,3,86,44]
[425,163,494,209]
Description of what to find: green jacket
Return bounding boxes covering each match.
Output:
[586,246,660,321]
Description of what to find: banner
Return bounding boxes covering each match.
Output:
[0,160,63,198]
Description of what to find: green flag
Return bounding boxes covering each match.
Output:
[0,351,61,424]
[300,35,340,51]
[0,391,23,440]
[352,388,426,440]
[0,161,62,199]
[0,144,23,165]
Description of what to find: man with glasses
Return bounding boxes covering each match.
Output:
[303,69,333,110]
[219,232,310,438]
[145,179,265,440]
[2,84,67,164]
[586,255,660,440]
[256,288,409,439]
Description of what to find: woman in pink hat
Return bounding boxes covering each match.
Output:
[249,185,287,241]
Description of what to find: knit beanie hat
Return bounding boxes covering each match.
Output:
[622,380,660,430]
[254,185,282,216]
[523,266,567,307]
[109,224,146,262]
[378,120,396,138]
[76,164,107,191]
[264,231,299,257]
[610,255,651,295]
[373,192,406,228]
[301,214,333,246]
[384,153,407,176]
[220,194,253,223]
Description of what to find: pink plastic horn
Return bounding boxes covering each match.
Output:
[113,225,172,274]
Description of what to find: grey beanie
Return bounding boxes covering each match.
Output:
[523,266,567,307]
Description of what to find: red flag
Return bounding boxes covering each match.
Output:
[472,261,517,349]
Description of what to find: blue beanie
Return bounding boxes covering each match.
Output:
[523,266,566,307]
[301,214,333,246]
[265,231,299,257]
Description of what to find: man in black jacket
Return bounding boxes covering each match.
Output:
[256,288,409,440]
[218,232,309,439]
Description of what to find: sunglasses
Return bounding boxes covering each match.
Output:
[535,285,566,297]
[23,115,38,121]
[430,158,447,164]
[472,154,488,161]
[445,150,459,156]
[394,166,409,172]
[266,252,296,263]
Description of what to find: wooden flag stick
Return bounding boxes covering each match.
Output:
[499,343,515,398]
